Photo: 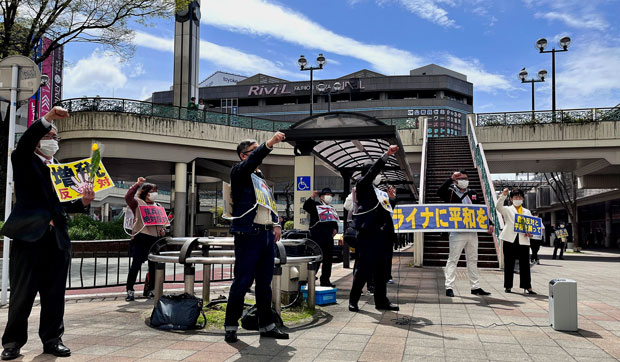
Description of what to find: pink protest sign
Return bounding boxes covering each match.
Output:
[139,205,169,226]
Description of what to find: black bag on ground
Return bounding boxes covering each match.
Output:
[240,305,284,331]
[150,293,206,330]
[343,220,359,249]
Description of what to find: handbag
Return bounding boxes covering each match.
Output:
[150,293,206,330]
[343,225,358,249]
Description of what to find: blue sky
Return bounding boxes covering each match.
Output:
[62,0,620,113]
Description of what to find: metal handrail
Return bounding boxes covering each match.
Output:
[476,106,620,126]
[55,97,420,131]
[414,118,429,267]
[467,115,504,267]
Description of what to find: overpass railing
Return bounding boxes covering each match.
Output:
[476,107,620,126]
[57,97,419,131]
[466,116,504,267]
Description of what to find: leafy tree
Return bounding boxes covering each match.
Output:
[1,0,190,218]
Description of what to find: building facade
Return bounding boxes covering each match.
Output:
[152,64,474,137]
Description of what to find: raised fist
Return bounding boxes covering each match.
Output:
[43,106,69,122]
[386,145,399,155]
[137,177,146,185]
[267,131,286,148]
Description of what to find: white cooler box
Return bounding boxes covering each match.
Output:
[549,278,578,331]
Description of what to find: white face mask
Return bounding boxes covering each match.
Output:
[457,180,469,189]
[512,200,523,207]
[373,175,382,185]
[38,140,59,157]
[148,192,158,201]
[323,195,333,204]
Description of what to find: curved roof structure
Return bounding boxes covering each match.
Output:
[282,112,418,199]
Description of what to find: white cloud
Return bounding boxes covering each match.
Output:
[441,55,515,92]
[132,31,300,79]
[551,42,620,108]
[64,50,127,96]
[535,12,608,31]
[202,0,424,74]
[390,0,459,28]
[129,63,145,78]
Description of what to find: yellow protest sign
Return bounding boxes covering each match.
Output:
[47,157,114,201]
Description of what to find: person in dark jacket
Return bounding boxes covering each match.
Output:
[437,170,493,298]
[0,106,94,360]
[349,145,400,313]
[224,132,288,343]
[303,188,339,287]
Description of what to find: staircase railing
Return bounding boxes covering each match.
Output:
[414,118,429,267]
[466,114,504,268]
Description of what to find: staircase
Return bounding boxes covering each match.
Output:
[423,136,499,268]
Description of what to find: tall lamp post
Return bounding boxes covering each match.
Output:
[316,81,342,112]
[298,54,326,116]
[518,68,547,120]
[535,36,571,118]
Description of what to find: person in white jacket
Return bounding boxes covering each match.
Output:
[496,188,537,294]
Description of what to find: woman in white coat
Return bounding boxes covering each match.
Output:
[496,188,537,294]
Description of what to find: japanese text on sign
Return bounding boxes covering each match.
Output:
[251,173,278,214]
[139,205,169,226]
[392,204,490,233]
[317,205,339,222]
[47,157,114,201]
[555,228,568,239]
[513,214,543,238]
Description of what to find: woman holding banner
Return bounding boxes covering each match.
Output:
[496,189,537,295]
[124,177,167,301]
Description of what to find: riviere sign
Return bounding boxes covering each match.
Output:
[247,79,365,96]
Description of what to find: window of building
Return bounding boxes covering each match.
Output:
[220,98,238,114]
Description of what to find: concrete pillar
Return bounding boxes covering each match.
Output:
[174,162,187,237]
[605,201,612,248]
[103,203,110,222]
[293,155,314,230]
[172,0,200,107]
[550,211,557,227]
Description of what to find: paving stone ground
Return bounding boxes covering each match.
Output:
[1,245,619,361]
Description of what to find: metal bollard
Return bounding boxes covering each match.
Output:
[272,265,282,315]
[307,262,316,310]
[184,264,195,295]
[202,245,210,302]
[202,265,211,302]
[154,263,165,305]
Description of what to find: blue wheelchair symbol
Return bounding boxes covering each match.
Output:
[296,176,310,191]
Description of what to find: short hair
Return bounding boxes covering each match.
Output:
[138,183,157,201]
[190,97,196,100]
[237,139,258,158]
[509,188,524,198]
[458,169,469,176]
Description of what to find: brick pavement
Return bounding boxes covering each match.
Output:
[1,246,619,361]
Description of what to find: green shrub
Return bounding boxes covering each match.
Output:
[68,214,126,240]
[284,220,294,230]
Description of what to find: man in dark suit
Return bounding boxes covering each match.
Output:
[224,132,288,343]
[0,106,94,360]
[349,145,399,312]
[437,170,493,298]
[303,187,339,287]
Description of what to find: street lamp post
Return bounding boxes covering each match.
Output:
[316,81,342,112]
[536,36,571,119]
[518,68,547,120]
[298,54,326,116]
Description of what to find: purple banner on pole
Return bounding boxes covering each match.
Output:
[39,37,53,116]
[51,44,63,106]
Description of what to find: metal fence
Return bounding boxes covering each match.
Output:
[56,97,419,131]
[67,239,233,290]
[476,107,620,126]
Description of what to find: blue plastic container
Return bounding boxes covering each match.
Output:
[301,285,337,305]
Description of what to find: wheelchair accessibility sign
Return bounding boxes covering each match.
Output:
[296,176,311,191]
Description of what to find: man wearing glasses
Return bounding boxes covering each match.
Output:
[224,132,288,343]
[1,107,94,360]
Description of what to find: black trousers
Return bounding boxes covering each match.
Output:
[2,229,71,349]
[310,229,333,286]
[224,228,275,330]
[126,233,158,291]
[503,238,531,289]
[552,240,564,259]
[349,227,390,306]
[530,239,540,261]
